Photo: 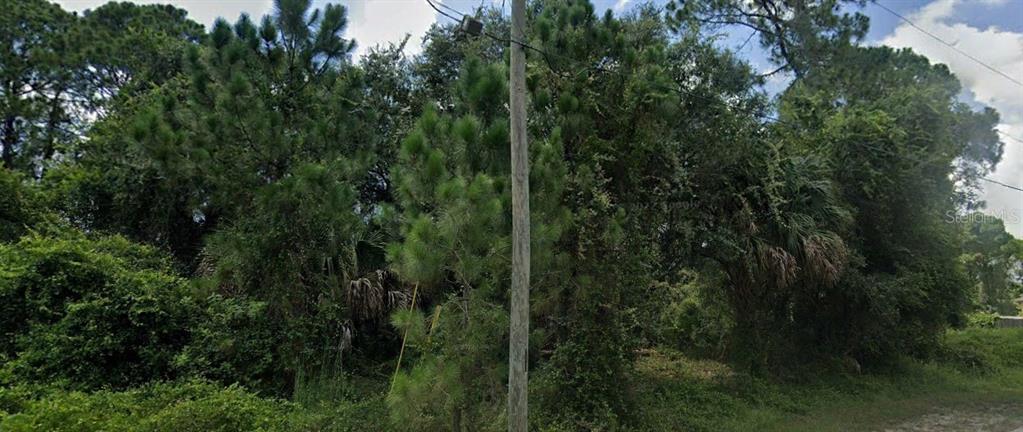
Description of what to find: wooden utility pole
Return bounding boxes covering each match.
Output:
[508,0,529,430]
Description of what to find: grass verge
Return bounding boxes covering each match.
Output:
[630,328,1023,431]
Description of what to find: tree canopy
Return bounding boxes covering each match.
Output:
[1,0,1018,429]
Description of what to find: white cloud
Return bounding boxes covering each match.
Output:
[344,0,439,59]
[53,0,272,28]
[53,0,441,59]
[613,0,631,12]
[881,0,1023,236]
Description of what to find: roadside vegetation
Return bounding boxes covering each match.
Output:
[3,328,1022,431]
[2,0,1021,430]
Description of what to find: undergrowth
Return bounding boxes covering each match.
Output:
[2,328,1022,431]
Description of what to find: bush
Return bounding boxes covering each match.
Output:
[940,328,1023,371]
[966,311,999,328]
[0,380,388,432]
[934,342,997,373]
[138,383,292,432]
[289,393,390,432]
[0,381,292,432]
[0,227,318,395]
[790,263,971,369]
[173,294,287,395]
[41,163,211,269]
[0,231,192,389]
[650,274,733,356]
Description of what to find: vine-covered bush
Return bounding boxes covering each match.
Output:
[0,231,192,389]
[173,294,286,395]
[0,380,390,432]
[0,381,293,432]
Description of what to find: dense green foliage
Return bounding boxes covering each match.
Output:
[959,214,1023,314]
[0,231,190,389]
[761,45,1005,365]
[2,0,1020,430]
[3,329,1022,431]
[1,0,204,175]
[0,381,297,432]
[0,221,293,394]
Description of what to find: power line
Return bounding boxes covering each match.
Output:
[423,4,1020,201]
[425,0,1017,166]
[871,0,1023,88]
[432,0,782,126]
[422,1,917,166]
[419,0,899,152]
[424,0,578,76]
[870,1,1023,151]
[997,130,1023,145]
[981,177,1023,193]
[425,1,1023,205]
[435,0,466,18]
[740,29,757,51]
[425,0,462,23]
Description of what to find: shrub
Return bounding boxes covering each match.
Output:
[0,227,322,396]
[940,328,1023,371]
[791,263,972,369]
[138,383,291,432]
[0,380,388,432]
[0,381,292,432]
[291,393,390,432]
[651,274,733,356]
[0,231,192,389]
[966,311,999,328]
[934,342,997,373]
[173,294,287,395]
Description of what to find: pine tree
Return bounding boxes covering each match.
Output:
[1,0,78,173]
[112,0,393,392]
[0,1,202,175]
[388,2,703,426]
[385,53,570,429]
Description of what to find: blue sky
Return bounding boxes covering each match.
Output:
[52,0,1023,235]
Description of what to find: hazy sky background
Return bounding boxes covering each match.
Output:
[52,0,1023,235]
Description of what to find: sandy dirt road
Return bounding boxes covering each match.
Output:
[882,403,1023,432]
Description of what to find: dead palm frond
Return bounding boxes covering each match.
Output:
[756,243,799,289]
[346,269,410,321]
[801,232,849,287]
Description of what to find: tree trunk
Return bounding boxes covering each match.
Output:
[2,115,15,169]
[42,90,64,163]
[452,404,463,432]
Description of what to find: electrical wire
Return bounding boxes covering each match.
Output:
[870,0,1023,193]
[737,30,757,52]
[868,2,1023,183]
[425,0,574,75]
[997,130,1023,145]
[871,0,1023,88]
[435,0,467,18]
[424,0,1022,191]
[425,0,462,23]
[430,0,1023,132]
[981,177,1023,193]
[421,0,899,142]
